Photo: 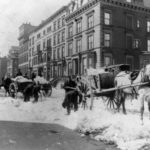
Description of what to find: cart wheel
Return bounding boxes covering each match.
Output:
[43,84,52,97]
[102,92,118,109]
[9,83,17,98]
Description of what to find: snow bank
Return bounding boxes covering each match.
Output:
[0,88,150,150]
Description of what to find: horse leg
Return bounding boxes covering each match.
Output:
[139,94,144,125]
[147,98,150,120]
[122,93,126,114]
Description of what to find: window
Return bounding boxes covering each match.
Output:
[47,38,51,49]
[62,16,65,26]
[104,12,111,25]
[53,48,56,60]
[87,35,94,49]
[43,39,46,50]
[58,19,61,29]
[87,15,94,29]
[126,35,133,49]
[37,43,41,51]
[147,21,150,32]
[53,35,56,46]
[134,39,140,48]
[47,26,51,33]
[126,56,133,70]
[37,33,41,39]
[126,0,131,2]
[147,40,150,51]
[104,33,111,47]
[76,20,82,33]
[137,20,140,28]
[68,42,73,56]
[104,56,112,66]
[57,32,61,44]
[32,37,34,45]
[57,48,60,59]
[62,31,65,42]
[68,62,72,75]
[76,39,82,53]
[126,15,133,29]
[62,46,65,58]
[68,25,73,37]
[54,21,56,31]
[82,57,87,75]
[43,30,46,36]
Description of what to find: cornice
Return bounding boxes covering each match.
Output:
[66,0,150,22]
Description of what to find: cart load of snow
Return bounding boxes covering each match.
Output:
[12,76,32,83]
[87,68,106,76]
[34,76,48,84]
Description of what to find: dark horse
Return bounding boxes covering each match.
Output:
[3,76,12,96]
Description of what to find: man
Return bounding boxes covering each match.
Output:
[63,76,78,114]
[16,69,22,77]
[23,83,34,102]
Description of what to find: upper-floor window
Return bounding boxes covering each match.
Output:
[47,38,51,49]
[62,16,65,26]
[62,31,65,42]
[137,20,140,28]
[147,39,150,51]
[62,46,65,58]
[54,21,57,31]
[126,15,133,29]
[37,33,41,39]
[57,32,61,44]
[104,12,111,25]
[43,30,46,36]
[58,19,61,29]
[37,43,41,51]
[126,35,133,49]
[147,20,150,32]
[68,25,73,38]
[133,39,140,48]
[53,34,56,46]
[68,42,73,56]
[76,39,82,53]
[76,20,82,33]
[47,26,51,33]
[87,34,94,50]
[43,39,46,49]
[32,37,34,45]
[104,33,111,47]
[57,47,61,59]
[87,15,94,29]
[53,48,56,60]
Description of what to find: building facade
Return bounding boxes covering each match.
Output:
[0,57,7,83]
[7,46,19,77]
[18,23,36,76]
[17,0,150,79]
[65,0,150,75]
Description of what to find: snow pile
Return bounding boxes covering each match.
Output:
[12,76,32,83]
[0,88,150,150]
[34,76,48,84]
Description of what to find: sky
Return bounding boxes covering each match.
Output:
[1,0,150,57]
[0,0,70,57]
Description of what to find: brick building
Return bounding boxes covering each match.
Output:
[64,0,150,76]
[18,23,36,76]
[7,46,19,77]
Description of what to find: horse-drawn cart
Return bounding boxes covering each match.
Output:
[86,64,149,110]
[9,76,52,98]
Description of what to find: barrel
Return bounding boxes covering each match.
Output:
[99,73,115,89]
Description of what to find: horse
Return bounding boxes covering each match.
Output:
[115,65,150,124]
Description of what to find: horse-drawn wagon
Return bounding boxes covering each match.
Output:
[9,76,52,98]
[86,64,149,112]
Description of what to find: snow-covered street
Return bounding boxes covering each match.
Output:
[0,86,150,150]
